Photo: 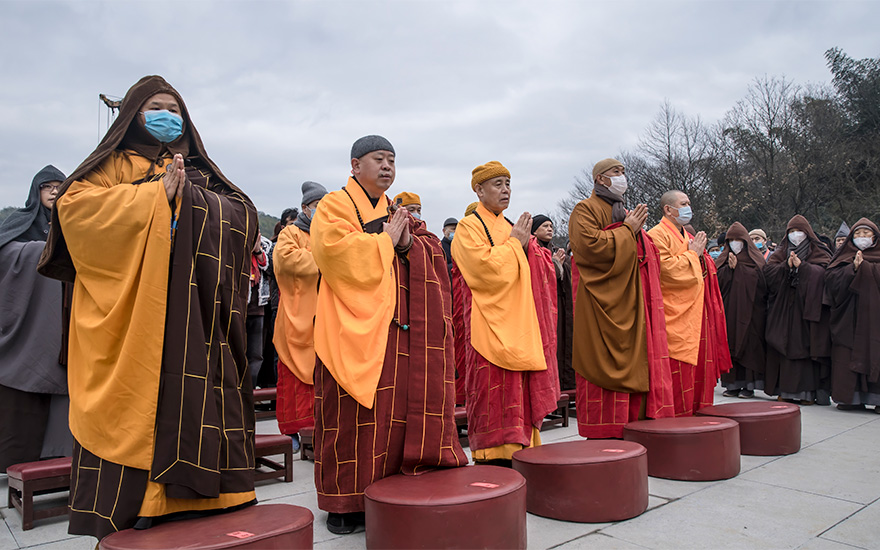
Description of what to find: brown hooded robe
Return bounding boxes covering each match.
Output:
[763,215,832,403]
[38,76,258,539]
[825,218,880,406]
[715,222,767,392]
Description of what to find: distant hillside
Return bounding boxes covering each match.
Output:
[258,211,279,238]
[0,206,15,225]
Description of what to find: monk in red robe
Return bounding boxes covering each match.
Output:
[648,190,731,416]
[310,136,467,534]
[568,158,674,438]
[451,161,559,465]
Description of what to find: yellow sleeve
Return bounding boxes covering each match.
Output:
[310,191,396,407]
[451,214,546,372]
[56,152,171,469]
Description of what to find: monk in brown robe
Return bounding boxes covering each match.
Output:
[825,218,880,412]
[310,136,467,534]
[648,190,730,416]
[273,181,327,448]
[764,215,833,405]
[452,161,559,463]
[569,158,674,438]
[716,222,767,398]
[38,76,258,539]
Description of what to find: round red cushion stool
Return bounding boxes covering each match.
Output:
[512,440,648,523]
[623,417,740,481]
[364,465,526,550]
[697,402,801,456]
[99,504,313,549]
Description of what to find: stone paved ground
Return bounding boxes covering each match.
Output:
[2,386,878,550]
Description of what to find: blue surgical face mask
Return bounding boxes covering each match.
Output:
[674,205,693,225]
[411,212,421,220]
[143,110,183,143]
[755,241,765,250]
[448,231,454,240]
[709,250,721,260]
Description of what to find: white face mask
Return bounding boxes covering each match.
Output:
[606,174,628,196]
[854,237,874,250]
[411,212,421,220]
[729,240,744,255]
[788,231,806,247]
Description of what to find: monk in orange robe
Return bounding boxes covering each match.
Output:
[569,158,675,438]
[273,181,327,447]
[648,190,731,416]
[451,161,559,465]
[310,136,467,534]
[37,76,257,539]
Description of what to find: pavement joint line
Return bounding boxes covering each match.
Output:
[543,526,610,550]
[798,416,880,450]
[815,494,880,540]
[21,535,84,550]
[807,536,870,550]
[734,476,874,506]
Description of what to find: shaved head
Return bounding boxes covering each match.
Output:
[660,190,686,208]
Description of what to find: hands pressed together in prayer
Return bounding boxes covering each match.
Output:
[689,231,708,255]
[509,212,532,248]
[163,154,186,203]
[553,248,566,263]
[624,203,648,233]
[383,207,412,249]
[728,252,738,269]
[854,250,863,271]
[787,251,802,269]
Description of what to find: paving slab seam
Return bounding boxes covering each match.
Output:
[805,537,869,550]
[544,528,637,550]
[734,476,874,506]
[20,535,86,549]
[815,495,880,540]
[799,417,880,450]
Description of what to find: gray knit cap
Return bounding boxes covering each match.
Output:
[301,181,328,206]
[351,135,395,159]
[443,217,458,228]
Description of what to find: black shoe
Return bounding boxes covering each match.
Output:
[836,403,866,411]
[738,390,754,399]
[723,389,740,398]
[327,512,365,535]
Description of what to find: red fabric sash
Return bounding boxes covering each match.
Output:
[451,261,471,406]
[697,248,733,397]
[525,237,561,425]
[276,358,315,435]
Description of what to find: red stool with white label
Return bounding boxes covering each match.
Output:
[623,417,740,481]
[512,440,648,522]
[364,465,526,549]
[696,402,801,455]
[98,504,313,549]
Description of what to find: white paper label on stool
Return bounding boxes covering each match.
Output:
[771,405,788,409]
[601,449,625,453]
[227,531,255,539]
[470,482,499,489]
[704,421,721,425]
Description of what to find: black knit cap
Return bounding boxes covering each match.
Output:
[531,214,552,234]
[351,135,395,159]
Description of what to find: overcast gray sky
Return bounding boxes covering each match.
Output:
[1,0,877,234]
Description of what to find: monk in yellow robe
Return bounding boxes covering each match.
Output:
[37,76,257,539]
[273,181,327,446]
[569,159,675,438]
[451,161,559,465]
[311,136,467,535]
[648,190,730,416]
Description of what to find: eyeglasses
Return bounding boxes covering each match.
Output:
[39,183,61,192]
